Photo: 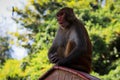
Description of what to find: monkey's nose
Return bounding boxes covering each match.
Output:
[57,16,61,21]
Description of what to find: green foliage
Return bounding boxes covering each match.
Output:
[98,59,120,80]
[0,59,24,80]
[0,37,9,65]
[1,0,120,80]
[21,49,52,79]
[0,50,52,80]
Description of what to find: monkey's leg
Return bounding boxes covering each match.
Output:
[64,41,76,57]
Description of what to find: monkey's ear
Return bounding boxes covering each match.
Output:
[66,11,76,21]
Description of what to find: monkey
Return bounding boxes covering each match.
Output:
[48,7,92,73]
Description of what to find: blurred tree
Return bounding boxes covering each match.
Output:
[10,0,120,78]
[0,37,9,65]
[12,0,63,54]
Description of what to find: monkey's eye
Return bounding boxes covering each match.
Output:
[59,12,64,16]
[57,12,64,17]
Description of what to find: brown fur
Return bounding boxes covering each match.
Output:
[64,41,76,57]
[48,7,92,73]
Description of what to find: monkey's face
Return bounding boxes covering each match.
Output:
[56,11,69,29]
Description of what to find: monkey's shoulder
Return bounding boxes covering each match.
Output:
[66,28,79,44]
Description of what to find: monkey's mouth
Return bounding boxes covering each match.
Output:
[59,22,64,25]
[58,21,63,24]
[60,23,63,25]
[59,23,64,26]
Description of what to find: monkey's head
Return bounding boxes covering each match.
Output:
[56,7,76,29]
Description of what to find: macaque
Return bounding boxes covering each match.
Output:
[48,7,92,73]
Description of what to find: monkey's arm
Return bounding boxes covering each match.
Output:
[48,29,63,63]
[48,46,59,63]
[58,28,87,65]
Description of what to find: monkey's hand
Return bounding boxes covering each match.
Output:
[49,52,61,63]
